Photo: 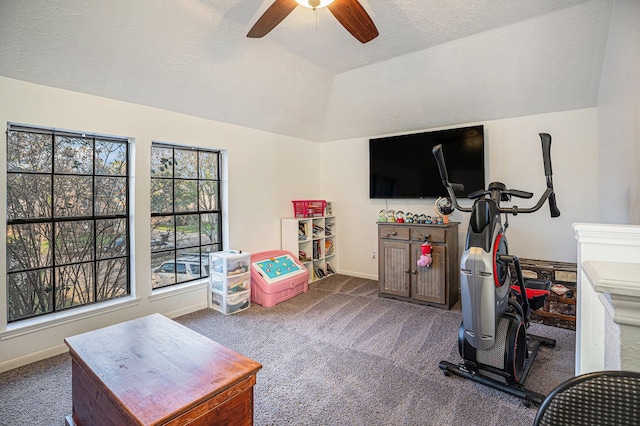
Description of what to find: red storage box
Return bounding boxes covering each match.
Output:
[511,279,551,311]
[292,200,326,218]
[251,250,309,307]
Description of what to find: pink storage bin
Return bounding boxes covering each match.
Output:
[292,200,326,218]
[250,250,309,307]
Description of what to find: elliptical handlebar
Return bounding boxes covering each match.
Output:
[432,144,473,213]
[540,133,553,176]
[508,189,534,199]
[431,133,560,217]
[467,188,533,200]
[539,133,561,218]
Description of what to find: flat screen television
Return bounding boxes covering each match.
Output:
[369,125,485,199]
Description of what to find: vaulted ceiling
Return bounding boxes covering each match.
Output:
[0,0,613,141]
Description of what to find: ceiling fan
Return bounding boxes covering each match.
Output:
[247,0,379,44]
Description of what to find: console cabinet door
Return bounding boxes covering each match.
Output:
[412,243,446,304]
[379,239,411,297]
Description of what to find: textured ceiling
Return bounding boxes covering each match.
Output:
[0,0,612,141]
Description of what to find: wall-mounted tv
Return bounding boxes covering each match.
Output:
[369,125,485,199]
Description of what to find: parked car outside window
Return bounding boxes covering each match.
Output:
[151,254,209,288]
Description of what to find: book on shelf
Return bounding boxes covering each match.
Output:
[326,262,335,275]
[324,223,334,236]
[312,224,324,237]
[314,266,325,279]
[298,223,308,240]
[325,240,334,255]
[299,250,311,262]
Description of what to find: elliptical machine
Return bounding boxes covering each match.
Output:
[433,133,561,406]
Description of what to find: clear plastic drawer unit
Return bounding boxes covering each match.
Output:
[208,250,251,315]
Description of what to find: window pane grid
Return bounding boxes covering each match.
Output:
[151,143,221,289]
[6,126,130,322]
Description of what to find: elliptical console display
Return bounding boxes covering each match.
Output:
[433,133,560,406]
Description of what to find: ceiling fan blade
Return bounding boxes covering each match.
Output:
[328,0,378,43]
[247,0,298,38]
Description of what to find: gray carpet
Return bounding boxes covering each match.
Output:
[0,274,575,425]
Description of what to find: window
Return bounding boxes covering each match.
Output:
[6,125,130,322]
[150,143,221,289]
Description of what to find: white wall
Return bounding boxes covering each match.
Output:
[0,76,321,371]
[596,0,640,224]
[0,75,605,371]
[322,108,600,279]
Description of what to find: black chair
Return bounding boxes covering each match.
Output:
[534,370,640,425]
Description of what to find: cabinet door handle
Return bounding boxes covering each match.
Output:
[391,231,397,236]
[411,270,417,275]
[404,268,410,274]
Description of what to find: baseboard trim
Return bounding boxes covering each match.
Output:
[0,344,68,374]
[165,303,209,319]
[336,269,377,281]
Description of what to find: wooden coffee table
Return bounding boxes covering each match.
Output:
[64,313,261,425]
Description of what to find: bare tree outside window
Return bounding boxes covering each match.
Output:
[150,143,222,289]
[6,125,130,322]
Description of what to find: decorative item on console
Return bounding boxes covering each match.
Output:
[387,209,396,222]
[417,241,433,267]
[377,208,450,224]
[378,207,454,225]
[434,196,454,224]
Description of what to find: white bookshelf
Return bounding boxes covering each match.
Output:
[281,215,336,283]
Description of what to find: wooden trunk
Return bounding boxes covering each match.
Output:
[64,313,262,425]
[511,258,577,330]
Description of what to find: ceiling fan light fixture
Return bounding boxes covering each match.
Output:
[295,0,335,10]
[248,0,378,43]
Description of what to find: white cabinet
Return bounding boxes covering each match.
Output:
[282,216,336,283]
[208,250,251,315]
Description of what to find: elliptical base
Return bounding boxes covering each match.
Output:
[439,333,555,407]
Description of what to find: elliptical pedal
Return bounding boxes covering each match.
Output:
[438,359,546,407]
